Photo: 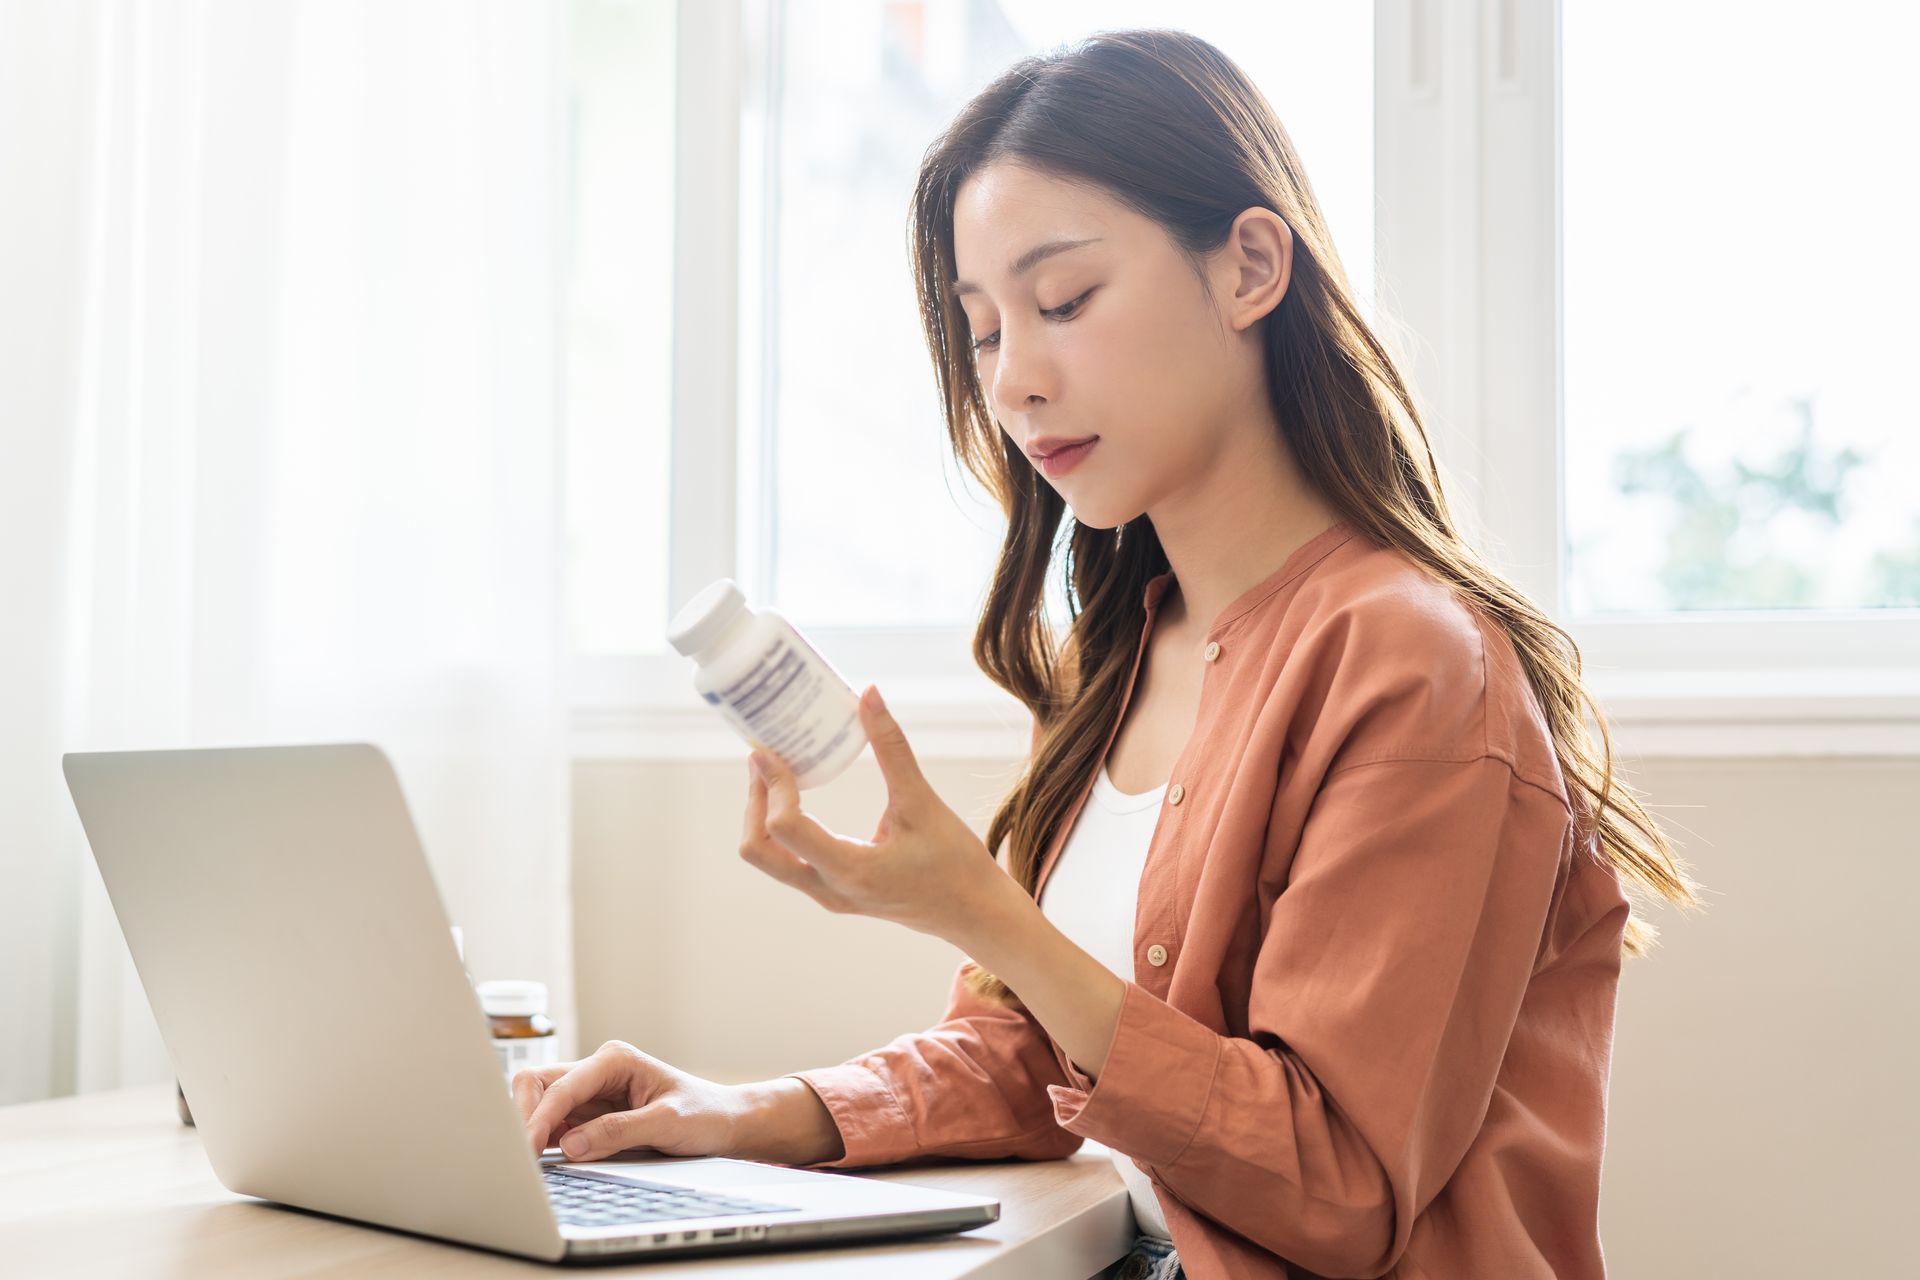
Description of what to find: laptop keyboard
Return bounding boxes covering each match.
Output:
[542,1167,798,1228]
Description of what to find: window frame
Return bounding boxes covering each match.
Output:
[567,0,1920,761]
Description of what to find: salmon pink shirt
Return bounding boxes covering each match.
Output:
[787,518,1631,1279]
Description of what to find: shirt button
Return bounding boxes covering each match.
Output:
[1203,641,1220,662]
[1168,783,1185,805]
[1146,944,1168,966]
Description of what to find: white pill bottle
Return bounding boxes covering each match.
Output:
[666,578,868,789]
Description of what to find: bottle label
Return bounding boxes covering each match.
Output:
[714,632,859,778]
[493,1034,559,1081]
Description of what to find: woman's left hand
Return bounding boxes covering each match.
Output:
[739,685,1004,942]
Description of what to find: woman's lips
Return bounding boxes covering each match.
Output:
[1037,438,1098,478]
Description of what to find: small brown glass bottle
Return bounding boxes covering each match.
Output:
[476,980,558,1079]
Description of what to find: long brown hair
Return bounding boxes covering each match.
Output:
[906,29,1703,1007]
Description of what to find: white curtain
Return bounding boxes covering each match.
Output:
[0,0,574,1103]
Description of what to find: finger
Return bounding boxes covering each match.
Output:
[742,754,769,846]
[511,1065,561,1126]
[525,1055,619,1152]
[751,752,853,870]
[740,766,842,904]
[550,1097,619,1149]
[857,686,925,799]
[514,1061,581,1138]
[738,812,842,909]
[556,1103,662,1162]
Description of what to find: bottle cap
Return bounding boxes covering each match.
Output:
[477,979,549,1018]
[666,578,749,658]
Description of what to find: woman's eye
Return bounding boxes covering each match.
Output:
[969,289,1093,355]
[1048,292,1089,320]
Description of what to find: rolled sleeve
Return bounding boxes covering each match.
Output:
[779,958,1086,1171]
[1045,979,1221,1168]
[783,1061,917,1169]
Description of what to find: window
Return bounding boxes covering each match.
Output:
[566,0,1920,758]
[1562,0,1920,614]
[563,0,677,655]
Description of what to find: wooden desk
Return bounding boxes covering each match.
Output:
[1,1084,1135,1277]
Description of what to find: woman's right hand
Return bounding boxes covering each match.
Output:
[514,1040,754,1162]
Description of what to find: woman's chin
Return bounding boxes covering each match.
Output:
[1061,497,1144,531]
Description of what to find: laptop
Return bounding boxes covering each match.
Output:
[61,742,999,1263]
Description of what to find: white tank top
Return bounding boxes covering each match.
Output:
[1035,761,1173,1240]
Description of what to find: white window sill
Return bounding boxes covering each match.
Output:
[570,664,1920,762]
[1571,667,1920,757]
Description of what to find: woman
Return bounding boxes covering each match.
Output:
[517,29,1701,1279]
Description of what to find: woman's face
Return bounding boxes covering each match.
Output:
[950,161,1283,529]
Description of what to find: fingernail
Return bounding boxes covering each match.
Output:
[748,753,765,778]
[868,686,886,713]
[561,1131,588,1158]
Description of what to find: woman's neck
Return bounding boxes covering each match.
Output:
[1146,426,1342,636]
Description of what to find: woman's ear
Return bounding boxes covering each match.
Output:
[1216,206,1293,333]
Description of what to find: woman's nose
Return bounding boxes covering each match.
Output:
[988,331,1055,415]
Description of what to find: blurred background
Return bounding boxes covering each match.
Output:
[2,2,1915,1275]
